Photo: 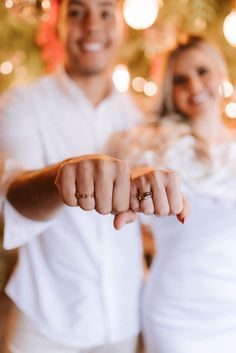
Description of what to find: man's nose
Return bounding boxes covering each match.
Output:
[84,12,101,34]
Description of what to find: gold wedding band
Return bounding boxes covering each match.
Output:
[137,191,153,202]
[75,192,95,199]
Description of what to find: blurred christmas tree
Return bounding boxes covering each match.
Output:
[0,0,45,92]
[0,0,236,92]
[122,0,236,83]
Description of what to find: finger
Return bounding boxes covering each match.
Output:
[113,210,137,230]
[112,162,130,214]
[177,196,191,224]
[137,190,154,215]
[76,161,95,211]
[165,171,183,215]
[151,171,170,216]
[56,163,77,206]
[94,161,114,214]
[132,174,154,215]
[130,166,156,212]
[130,178,139,212]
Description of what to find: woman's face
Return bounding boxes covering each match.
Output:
[172,47,222,120]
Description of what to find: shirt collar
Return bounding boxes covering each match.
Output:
[56,67,87,101]
[56,67,119,108]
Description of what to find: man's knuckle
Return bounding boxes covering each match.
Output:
[143,208,153,216]
[80,203,94,211]
[95,205,110,215]
[170,204,183,215]
[117,161,129,176]
[156,207,169,216]
[166,170,179,183]
[113,206,127,214]
[63,196,76,207]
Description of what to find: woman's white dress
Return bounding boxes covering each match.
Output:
[140,133,236,353]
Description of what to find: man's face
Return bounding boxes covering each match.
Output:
[58,0,121,77]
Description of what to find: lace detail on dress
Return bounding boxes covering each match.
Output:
[109,119,236,201]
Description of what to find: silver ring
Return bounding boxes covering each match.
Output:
[75,192,95,200]
[137,191,153,202]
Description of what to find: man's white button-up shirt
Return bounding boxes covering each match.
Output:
[0,70,143,348]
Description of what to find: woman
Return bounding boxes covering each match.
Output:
[113,36,236,353]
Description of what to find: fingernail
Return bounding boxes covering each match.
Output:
[177,215,185,224]
[117,219,129,230]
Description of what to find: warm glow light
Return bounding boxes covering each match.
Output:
[219,80,234,98]
[225,102,236,119]
[132,77,146,92]
[42,0,51,10]
[112,65,130,92]
[15,65,27,78]
[194,17,206,31]
[144,81,158,96]
[223,10,236,47]
[0,61,13,75]
[123,0,159,30]
[5,0,13,8]
[22,7,31,17]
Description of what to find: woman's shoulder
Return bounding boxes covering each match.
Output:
[104,114,194,167]
[126,114,193,149]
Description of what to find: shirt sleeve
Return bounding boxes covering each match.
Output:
[0,87,54,250]
[0,87,46,170]
[2,200,54,250]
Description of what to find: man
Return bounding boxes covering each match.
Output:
[0,1,187,352]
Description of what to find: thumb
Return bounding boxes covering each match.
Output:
[113,210,137,230]
[177,196,191,224]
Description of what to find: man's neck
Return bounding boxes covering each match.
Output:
[66,69,113,106]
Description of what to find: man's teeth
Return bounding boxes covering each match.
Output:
[81,43,104,52]
[191,93,209,104]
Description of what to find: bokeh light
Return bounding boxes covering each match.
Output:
[123,0,159,30]
[112,65,130,93]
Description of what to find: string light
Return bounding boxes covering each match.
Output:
[112,65,130,93]
[123,0,159,30]
[144,81,158,96]
[5,0,13,9]
[194,18,207,31]
[223,9,236,47]
[4,0,41,22]
[42,0,51,10]
[225,102,236,119]
[219,80,234,98]
[15,65,28,78]
[0,61,13,75]
[132,77,146,93]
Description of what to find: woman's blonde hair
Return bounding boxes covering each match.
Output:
[159,35,229,119]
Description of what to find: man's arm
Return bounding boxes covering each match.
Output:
[7,163,62,221]
[6,154,131,222]
[6,156,190,229]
